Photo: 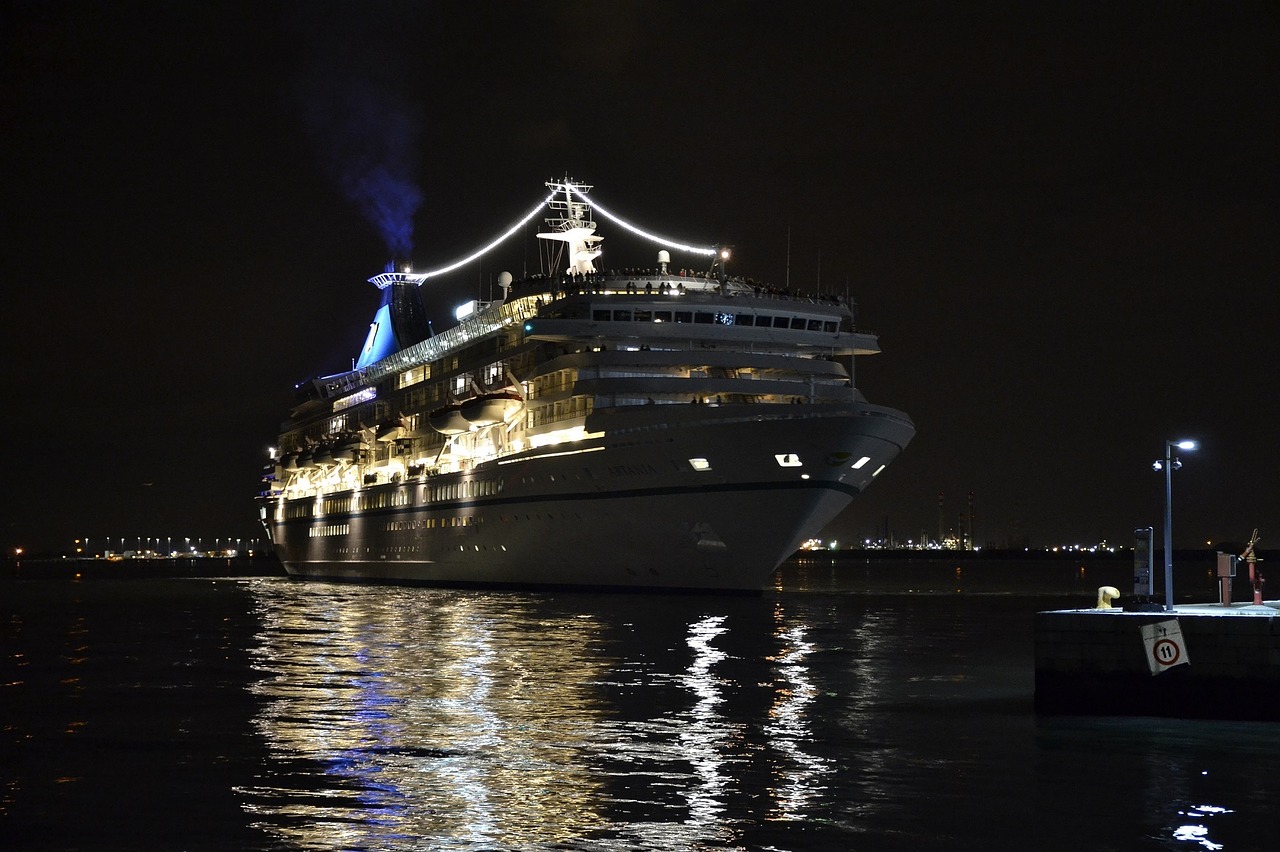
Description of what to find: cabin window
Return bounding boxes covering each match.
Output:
[674,311,692,323]
[736,314,754,326]
[593,310,610,321]
[807,319,822,331]
[790,317,806,330]
[824,320,838,333]
[773,316,790,328]
[398,365,428,388]
[633,310,652,322]
[653,310,672,322]
[613,309,632,321]
[694,312,714,324]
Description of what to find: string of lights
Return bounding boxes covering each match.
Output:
[413,184,718,280]
[569,185,717,256]
[414,192,557,280]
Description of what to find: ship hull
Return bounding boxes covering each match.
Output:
[261,402,913,591]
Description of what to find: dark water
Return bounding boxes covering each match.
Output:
[4,558,1277,851]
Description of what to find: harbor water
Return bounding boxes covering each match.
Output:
[4,557,1278,850]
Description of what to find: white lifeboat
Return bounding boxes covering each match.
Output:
[428,401,470,435]
[461,389,524,426]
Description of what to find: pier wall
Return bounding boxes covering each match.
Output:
[1035,606,1280,720]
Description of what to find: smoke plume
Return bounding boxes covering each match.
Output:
[295,68,423,258]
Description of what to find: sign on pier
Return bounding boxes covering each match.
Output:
[1140,619,1189,675]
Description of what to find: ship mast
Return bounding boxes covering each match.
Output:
[537,177,603,275]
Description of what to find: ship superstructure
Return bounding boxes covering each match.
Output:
[258,180,915,590]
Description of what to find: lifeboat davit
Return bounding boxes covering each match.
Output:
[428,402,470,435]
[461,390,525,426]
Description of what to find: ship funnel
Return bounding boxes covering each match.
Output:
[357,267,431,369]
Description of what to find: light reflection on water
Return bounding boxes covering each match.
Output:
[241,585,614,848]
[10,562,1280,850]
[239,582,837,849]
[220,563,1280,851]
[764,622,827,821]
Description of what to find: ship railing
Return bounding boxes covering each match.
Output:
[323,299,542,398]
[510,271,850,308]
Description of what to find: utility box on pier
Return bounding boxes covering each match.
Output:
[1217,553,1238,578]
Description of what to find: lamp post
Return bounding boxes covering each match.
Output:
[1156,439,1198,611]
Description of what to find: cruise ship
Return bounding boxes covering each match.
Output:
[258,180,915,590]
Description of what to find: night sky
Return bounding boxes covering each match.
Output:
[3,2,1275,555]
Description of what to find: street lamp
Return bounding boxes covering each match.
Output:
[1153,439,1198,611]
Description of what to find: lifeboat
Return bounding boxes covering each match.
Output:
[281,451,300,472]
[428,402,470,435]
[461,389,525,426]
[376,420,405,442]
[295,448,316,470]
[332,434,366,463]
[312,445,335,467]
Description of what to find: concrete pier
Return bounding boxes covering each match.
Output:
[1035,601,1280,720]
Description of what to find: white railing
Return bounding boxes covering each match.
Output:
[323,298,542,397]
